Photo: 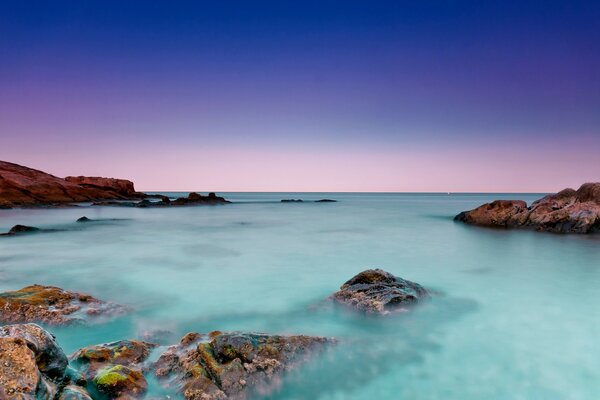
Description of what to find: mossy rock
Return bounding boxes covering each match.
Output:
[93,364,147,397]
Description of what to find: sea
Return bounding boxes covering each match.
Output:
[1,192,598,399]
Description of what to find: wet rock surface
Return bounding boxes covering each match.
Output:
[0,160,146,208]
[0,285,127,325]
[152,331,333,399]
[0,324,67,399]
[70,340,157,399]
[0,324,333,400]
[455,182,600,233]
[331,269,429,314]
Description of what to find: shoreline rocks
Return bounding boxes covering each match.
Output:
[331,269,429,315]
[455,182,600,233]
[93,192,230,207]
[0,160,146,208]
[0,285,127,325]
[0,324,333,400]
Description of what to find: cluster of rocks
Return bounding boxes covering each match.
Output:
[0,160,146,208]
[0,269,428,399]
[92,192,230,207]
[455,182,600,233]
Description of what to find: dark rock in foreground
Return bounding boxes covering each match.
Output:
[455,182,600,233]
[0,324,333,400]
[0,285,127,325]
[331,269,429,315]
[0,160,146,208]
[0,323,68,399]
[153,331,333,400]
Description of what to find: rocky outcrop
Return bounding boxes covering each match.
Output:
[70,340,157,399]
[0,224,42,236]
[331,269,429,315]
[0,285,127,325]
[152,331,333,400]
[0,324,333,400]
[0,324,69,399]
[0,160,145,208]
[94,192,230,207]
[455,183,600,233]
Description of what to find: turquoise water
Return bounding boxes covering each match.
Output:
[1,193,599,399]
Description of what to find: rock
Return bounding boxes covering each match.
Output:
[455,183,600,233]
[171,192,230,206]
[315,199,337,202]
[0,285,127,325]
[94,192,229,208]
[0,324,68,379]
[0,160,146,208]
[152,331,333,399]
[70,340,157,399]
[281,199,303,203]
[2,224,41,236]
[76,216,91,223]
[57,385,93,400]
[0,324,93,400]
[331,269,429,314]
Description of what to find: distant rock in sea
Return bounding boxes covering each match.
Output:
[94,192,230,207]
[76,216,92,222]
[1,225,41,236]
[281,199,337,203]
[0,160,145,208]
[455,182,600,233]
[0,285,127,325]
[331,269,429,315]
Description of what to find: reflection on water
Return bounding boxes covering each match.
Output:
[0,192,599,399]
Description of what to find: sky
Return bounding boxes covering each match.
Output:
[1,1,599,192]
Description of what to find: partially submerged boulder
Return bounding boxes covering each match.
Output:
[455,182,600,233]
[152,331,333,399]
[331,269,429,315]
[1,224,41,236]
[0,285,127,325]
[70,340,157,399]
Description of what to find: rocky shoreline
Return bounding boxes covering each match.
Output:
[455,183,600,233]
[0,269,427,399]
[0,160,230,208]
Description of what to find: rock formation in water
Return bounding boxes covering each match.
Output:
[0,160,145,208]
[0,225,41,236]
[0,324,333,400]
[455,182,600,233]
[152,331,333,400]
[0,285,127,325]
[331,269,429,315]
[93,192,230,207]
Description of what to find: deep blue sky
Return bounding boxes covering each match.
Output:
[1,1,599,191]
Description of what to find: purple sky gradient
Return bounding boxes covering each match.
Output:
[1,1,599,192]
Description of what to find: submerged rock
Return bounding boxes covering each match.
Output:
[0,224,41,236]
[281,199,303,203]
[152,331,333,399]
[70,340,157,399]
[0,285,127,325]
[455,182,600,233]
[76,216,92,223]
[331,269,429,315]
[315,199,337,202]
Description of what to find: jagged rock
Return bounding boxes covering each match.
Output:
[0,160,145,207]
[70,340,157,399]
[0,324,93,400]
[94,192,229,208]
[331,269,429,314]
[455,182,600,233]
[0,285,127,325]
[152,331,332,399]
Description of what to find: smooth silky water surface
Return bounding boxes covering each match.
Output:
[1,193,598,399]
